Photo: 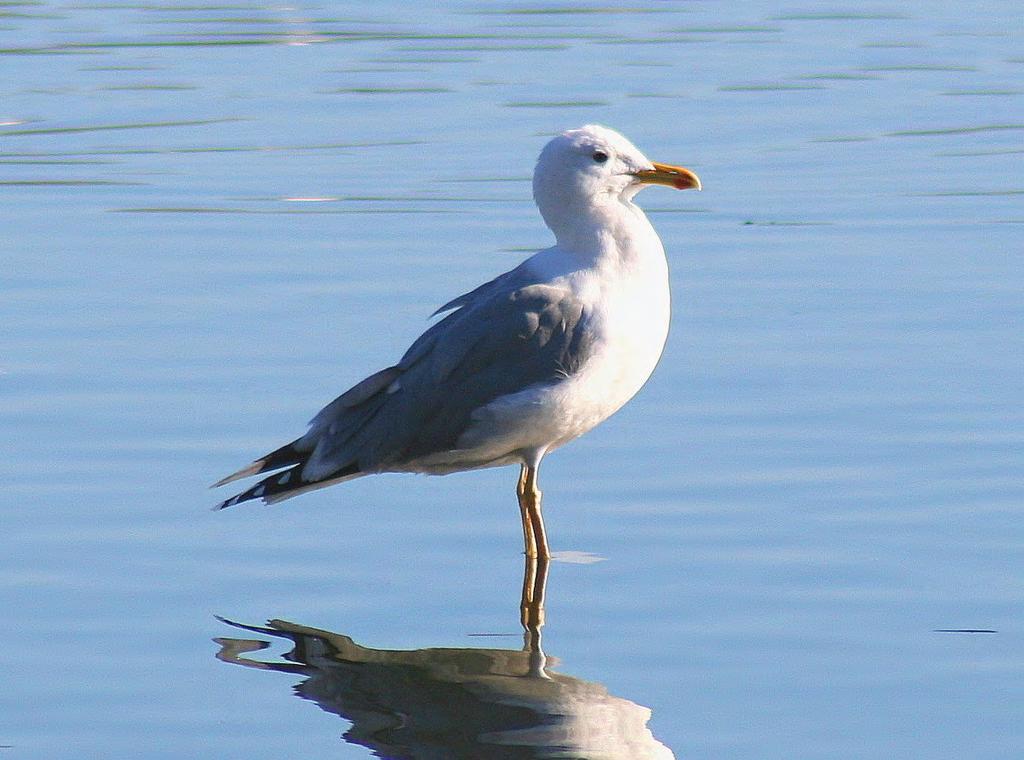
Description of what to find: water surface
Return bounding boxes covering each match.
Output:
[2,2,1023,758]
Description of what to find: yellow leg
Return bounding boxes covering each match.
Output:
[518,462,551,645]
[522,465,549,560]
[516,465,538,558]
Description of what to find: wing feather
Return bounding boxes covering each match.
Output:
[214,261,596,506]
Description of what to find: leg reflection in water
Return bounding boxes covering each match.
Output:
[521,552,549,679]
[214,556,674,759]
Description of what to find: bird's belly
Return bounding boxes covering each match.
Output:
[550,320,669,443]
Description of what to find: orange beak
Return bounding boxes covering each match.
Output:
[633,162,702,191]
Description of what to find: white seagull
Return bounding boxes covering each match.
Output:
[213,125,701,559]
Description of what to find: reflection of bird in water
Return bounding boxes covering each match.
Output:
[216,620,674,759]
[215,554,674,759]
[213,125,700,559]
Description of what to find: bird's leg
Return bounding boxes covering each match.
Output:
[523,465,550,560]
[518,460,551,671]
[516,464,538,559]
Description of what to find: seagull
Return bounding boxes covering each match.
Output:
[213,125,701,559]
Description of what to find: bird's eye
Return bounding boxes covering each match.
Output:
[592,150,609,164]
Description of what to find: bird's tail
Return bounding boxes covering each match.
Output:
[212,438,362,510]
[212,459,362,510]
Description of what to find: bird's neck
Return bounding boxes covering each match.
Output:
[549,199,664,272]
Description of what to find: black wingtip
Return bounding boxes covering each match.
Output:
[210,482,264,511]
[211,463,309,511]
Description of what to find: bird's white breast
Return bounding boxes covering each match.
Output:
[547,243,671,444]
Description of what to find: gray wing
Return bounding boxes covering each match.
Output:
[214,267,595,508]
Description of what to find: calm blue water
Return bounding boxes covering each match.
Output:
[3,2,1023,758]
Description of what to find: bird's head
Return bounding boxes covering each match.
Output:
[532,124,700,240]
